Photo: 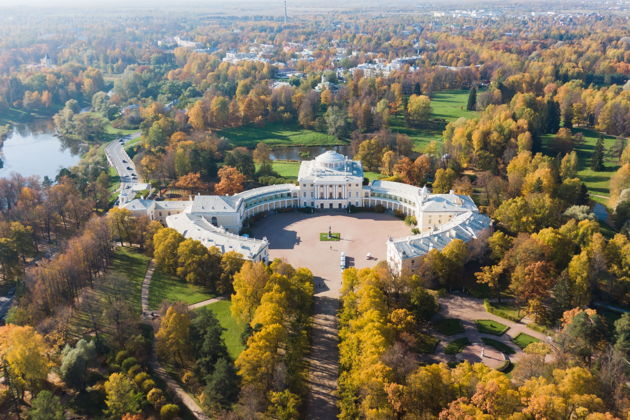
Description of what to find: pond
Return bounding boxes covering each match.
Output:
[269,144,354,161]
[0,119,84,179]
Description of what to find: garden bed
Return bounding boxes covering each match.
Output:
[475,319,509,336]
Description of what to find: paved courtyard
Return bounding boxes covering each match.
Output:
[250,210,411,420]
[250,211,412,296]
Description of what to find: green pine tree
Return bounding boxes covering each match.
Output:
[591,136,605,171]
[466,86,477,111]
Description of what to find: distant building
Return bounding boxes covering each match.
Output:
[122,151,490,272]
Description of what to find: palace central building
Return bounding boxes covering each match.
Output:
[123,151,491,275]
[297,150,365,210]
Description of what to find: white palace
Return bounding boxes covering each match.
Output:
[122,151,491,275]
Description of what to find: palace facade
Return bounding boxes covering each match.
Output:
[122,151,491,274]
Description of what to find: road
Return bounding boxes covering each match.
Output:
[0,287,15,323]
[104,132,142,206]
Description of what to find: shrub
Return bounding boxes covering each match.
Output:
[393,209,405,219]
[160,404,180,420]
[147,388,166,409]
[133,372,150,386]
[404,215,417,226]
[121,357,138,371]
[127,364,142,377]
[115,350,129,364]
[411,227,420,234]
[374,204,385,213]
[142,379,157,392]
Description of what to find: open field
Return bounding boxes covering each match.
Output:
[68,247,149,339]
[390,89,480,152]
[204,299,245,359]
[541,128,619,200]
[148,269,215,310]
[219,122,343,148]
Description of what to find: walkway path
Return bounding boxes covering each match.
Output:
[305,294,340,420]
[139,260,209,420]
[188,296,226,310]
[438,295,551,365]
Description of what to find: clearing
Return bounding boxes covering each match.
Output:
[148,268,215,310]
[202,299,245,359]
[219,122,342,148]
[542,128,620,203]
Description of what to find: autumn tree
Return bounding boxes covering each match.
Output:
[104,373,143,419]
[176,239,215,285]
[215,166,247,195]
[156,304,191,366]
[407,94,432,126]
[153,228,185,274]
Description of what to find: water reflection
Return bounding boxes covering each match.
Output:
[0,119,84,179]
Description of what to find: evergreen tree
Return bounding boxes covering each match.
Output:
[544,99,561,134]
[591,136,605,171]
[466,86,477,111]
[413,82,422,95]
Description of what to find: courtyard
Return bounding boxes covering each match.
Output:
[250,211,412,297]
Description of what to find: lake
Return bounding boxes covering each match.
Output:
[0,119,84,179]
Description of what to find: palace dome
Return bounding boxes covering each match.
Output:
[315,150,346,167]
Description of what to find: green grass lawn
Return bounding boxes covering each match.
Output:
[433,318,465,336]
[512,333,540,349]
[444,337,471,355]
[68,247,149,339]
[430,90,480,121]
[219,122,344,148]
[475,319,509,336]
[148,268,215,310]
[204,299,245,359]
[389,90,480,152]
[541,128,619,199]
[320,232,341,241]
[484,300,523,322]
[481,337,515,355]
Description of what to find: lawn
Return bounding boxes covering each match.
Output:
[481,337,515,355]
[430,90,480,121]
[219,122,344,148]
[204,299,245,359]
[484,300,523,322]
[389,89,480,152]
[108,165,121,205]
[320,232,341,241]
[541,128,619,199]
[444,337,471,355]
[433,318,465,336]
[68,247,150,339]
[148,268,215,310]
[512,333,540,349]
[475,319,509,336]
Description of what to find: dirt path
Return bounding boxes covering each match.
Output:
[140,260,209,420]
[305,295,340,420]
